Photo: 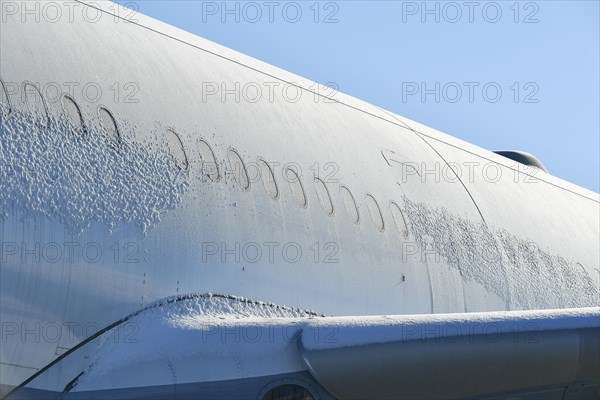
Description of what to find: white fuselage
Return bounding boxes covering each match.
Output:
[1,0,598,393]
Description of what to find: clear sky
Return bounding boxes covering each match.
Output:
[115,0,599,192]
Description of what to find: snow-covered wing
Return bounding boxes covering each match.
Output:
[6,301,599,399]
[299,308,600,399]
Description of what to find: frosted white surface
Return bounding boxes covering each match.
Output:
[0,106,188,234]
[73,294,319,389]
[403,198,599,309]
[301,307,600,351]
[73,295,598,389]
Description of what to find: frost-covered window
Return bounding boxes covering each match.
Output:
[23,82,49,127]
[0,77,12,119]
[197,139,219,181]
[62,94,86,136]
[228,148,250,190]
[165,128,189,171]
[98,107,121,148]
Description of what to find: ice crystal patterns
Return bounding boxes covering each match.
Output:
[0,105,189,235]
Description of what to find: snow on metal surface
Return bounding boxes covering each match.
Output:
[403,197,599,309]
[301,307,600,351]
[0,106,189,235]
[72,294,319,387]
[142,293,321,324]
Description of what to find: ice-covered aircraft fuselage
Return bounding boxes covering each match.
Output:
[1,1,599,399]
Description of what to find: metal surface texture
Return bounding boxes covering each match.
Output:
[1,1,599,398]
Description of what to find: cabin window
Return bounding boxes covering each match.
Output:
[165,128,189,171]
[285,167,307,208]
[62,94,86,136]
[340,185,359,223]
[98,106,121,148]
[23,82,49,127]
[197,139,219,181]
[228,148,250,190]
[0,77,12,120]
[258,158,278,199]
[390,201,409,237]
[314,177,333,215]
[366,194,384,231]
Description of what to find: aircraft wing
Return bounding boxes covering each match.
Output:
[299,307,600,399]
[6,299,599,400]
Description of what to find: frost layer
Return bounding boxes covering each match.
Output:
[0,106,189,234]
[403,198,599,309]
[77,294,319,380]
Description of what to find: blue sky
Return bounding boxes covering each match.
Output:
[116,0,599,192]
